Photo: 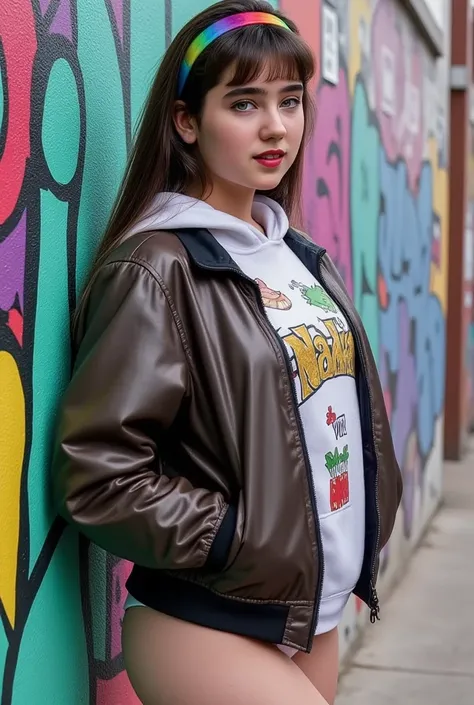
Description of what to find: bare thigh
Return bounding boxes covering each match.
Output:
[293,627,339,705]
[122,607,329,705]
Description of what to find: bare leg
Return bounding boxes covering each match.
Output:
[122,607,329,705]
[292,627,339,705]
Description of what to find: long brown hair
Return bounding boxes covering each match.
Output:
[84,0,315,294]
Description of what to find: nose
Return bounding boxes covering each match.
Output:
[260,107,287,141]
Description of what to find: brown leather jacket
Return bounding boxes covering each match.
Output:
[52,226,402,653]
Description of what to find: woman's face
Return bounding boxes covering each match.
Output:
[177,64,306,196]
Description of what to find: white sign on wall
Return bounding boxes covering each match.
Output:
[322,3,339,85]
[381,45,396,116]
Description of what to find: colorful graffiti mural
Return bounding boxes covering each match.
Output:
[0,1,166,702]
[282,0,449,657]
[0,0,449,701]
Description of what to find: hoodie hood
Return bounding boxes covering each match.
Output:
[126,192,289,255]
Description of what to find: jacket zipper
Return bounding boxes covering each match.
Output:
[315,254,381,622]
[245,277,325,648]
[196,261,324,651]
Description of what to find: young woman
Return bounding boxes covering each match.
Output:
[51,2,403,703]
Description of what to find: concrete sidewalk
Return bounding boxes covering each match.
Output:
[335,444,474,704]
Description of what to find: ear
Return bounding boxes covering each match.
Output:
[173,101,198,144]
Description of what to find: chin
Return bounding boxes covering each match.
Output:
[252,175,284,191]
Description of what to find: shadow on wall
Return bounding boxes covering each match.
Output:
[0,0,448,702]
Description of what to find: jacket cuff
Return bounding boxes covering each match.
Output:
[205,504,237,572]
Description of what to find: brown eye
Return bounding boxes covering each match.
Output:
[280,97,301,109]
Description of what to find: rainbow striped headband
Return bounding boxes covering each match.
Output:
[178,12,292,96]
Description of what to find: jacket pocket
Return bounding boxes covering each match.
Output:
[205,491,245,572]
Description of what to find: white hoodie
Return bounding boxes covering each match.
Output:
[126,193,366,636]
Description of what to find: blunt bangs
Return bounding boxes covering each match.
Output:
[222,25,315,87]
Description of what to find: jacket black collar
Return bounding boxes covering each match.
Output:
[173,227,326,272]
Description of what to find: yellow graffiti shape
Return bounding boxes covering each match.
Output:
[0,351,25,627]
[348,0,372,93]
[428,137,449,312]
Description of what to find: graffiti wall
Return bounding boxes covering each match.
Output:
[0,0,449,701]
[281,0,450,660]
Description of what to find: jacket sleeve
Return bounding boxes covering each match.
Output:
[51,258,236,571]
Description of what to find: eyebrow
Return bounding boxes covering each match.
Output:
[223,83,304,99]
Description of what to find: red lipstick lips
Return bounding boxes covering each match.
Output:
[254,149,286,168]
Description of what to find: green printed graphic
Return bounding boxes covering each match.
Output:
[325,444,350,478]
[289,280,338,312]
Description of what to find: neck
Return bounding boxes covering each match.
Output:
[188,180,263,231]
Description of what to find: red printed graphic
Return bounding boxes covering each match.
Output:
[255,278,292,310]
[326,406,348,440]
[325,445,350,511]
[330,472,350,511]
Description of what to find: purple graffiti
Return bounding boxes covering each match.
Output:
[109,0,124,44]
[0,211,26,313]
[380,301,421,537]
[303,68,353,295]
[387,302,417,463]
[49,0,72,39]
[372,0,424,193]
